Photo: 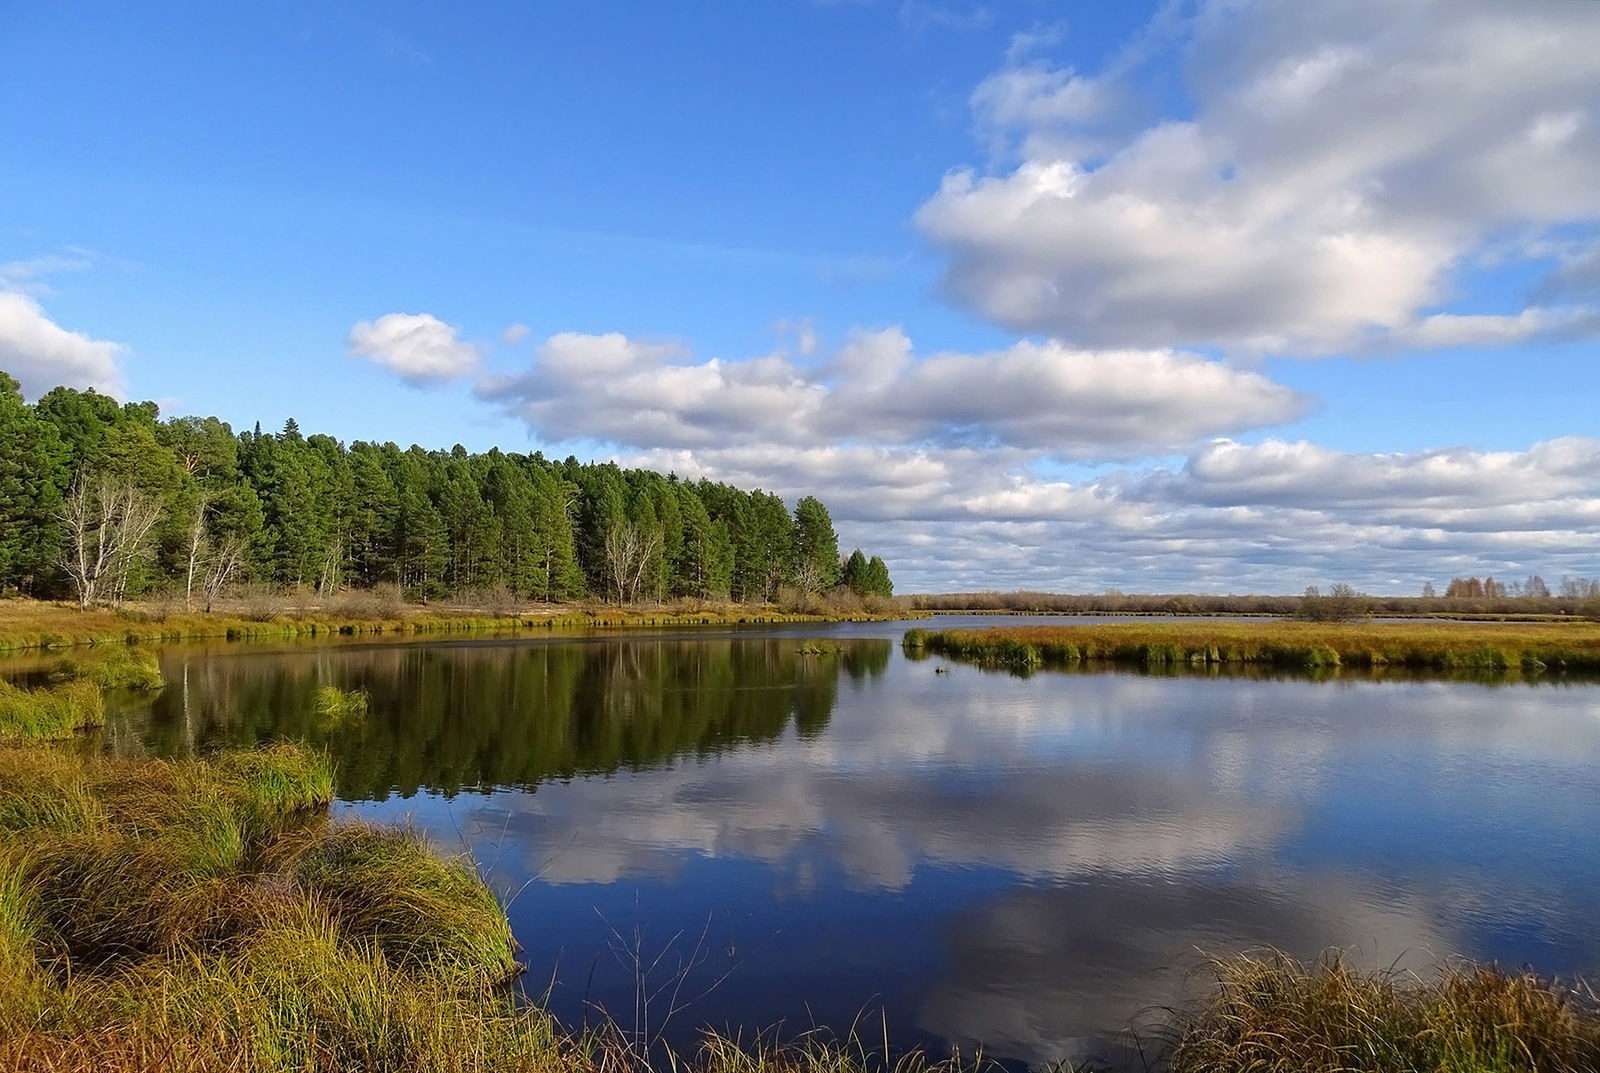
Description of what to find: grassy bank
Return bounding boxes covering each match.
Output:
[0,597,923,656]
[0,740,546,1071]
[903,620,1600,674]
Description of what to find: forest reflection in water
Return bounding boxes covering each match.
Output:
[113,636,890,799]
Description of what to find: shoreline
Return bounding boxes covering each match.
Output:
[0,597,926,656]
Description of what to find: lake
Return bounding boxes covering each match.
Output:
[96,616,1600,1068]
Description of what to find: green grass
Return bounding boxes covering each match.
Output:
[0,678,104,741]
[48,647,166,690]
[267,822,518,984]
[1170,952,1600,1073]
[906,621,1600,675]
[314,684,370,728]
[0,740,555,1071]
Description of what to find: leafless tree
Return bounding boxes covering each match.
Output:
[603,522,660,604]
[182,492,210,610]
[793,557,828,597]
[60,475,164,610]
[200,531,249,613]
[317,536,344,597]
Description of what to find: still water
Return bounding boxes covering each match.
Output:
[102,618,1600,1067]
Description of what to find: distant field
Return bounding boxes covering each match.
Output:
[903,619,1600,672]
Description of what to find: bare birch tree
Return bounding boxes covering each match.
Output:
[183,492,210,610]
[200,531,248,612]
[60,475,164,610]
[603,522,661,604]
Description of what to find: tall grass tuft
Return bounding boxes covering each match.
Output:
[1170,952,1600,1073]
[0,740,552,1071]
[314,684,370,728]
[50,647,165,691]
[0,678,104,741]
[270,822,520,984]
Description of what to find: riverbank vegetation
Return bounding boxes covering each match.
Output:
[0,593,914,655]
[0,740,543,1071]
[903,620,1600,673]
[0,373,893,613]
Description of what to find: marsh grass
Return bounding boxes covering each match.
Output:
[907,621,1600,675]
[48,647,165,691]
[0,678,104,741]
[313,684,370,728]
[1170,952,1600,1073]
[0,740,566,1071]
[266,822,519,984]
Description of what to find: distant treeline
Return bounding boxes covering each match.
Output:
[912,584,1600,620]
[0,373,894,608]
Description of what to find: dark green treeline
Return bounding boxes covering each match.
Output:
[0,374,892,603]
[113,637,893,798]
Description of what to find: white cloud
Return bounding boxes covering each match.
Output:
[347,312,480,385]
[0,291,123,399]
[917,0,1600,354]
[1396,308,1600,349]
[500,323,531,345]
[624,435,1600,594]
[471,318,1600,592]
[0,250,95,296]
[479,327,1306,457]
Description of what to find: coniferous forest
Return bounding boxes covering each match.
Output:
[0,372,894,608]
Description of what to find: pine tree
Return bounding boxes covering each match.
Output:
[792,496,840,595]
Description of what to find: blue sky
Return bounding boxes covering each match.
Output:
[3,0,1599,593]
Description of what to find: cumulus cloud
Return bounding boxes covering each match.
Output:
[467,318,1600,592]
[347,312,480,385]
[0,291,123,399]
[624,436,1600,594]
[917,0,1600,354]
[478,327,1306,456]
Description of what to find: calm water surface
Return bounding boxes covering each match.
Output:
[96,617,1600,1067]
